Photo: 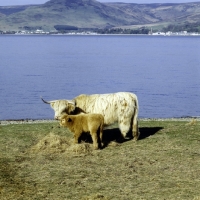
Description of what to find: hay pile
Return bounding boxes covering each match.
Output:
[31,132,94,155]
[186,118,197,126]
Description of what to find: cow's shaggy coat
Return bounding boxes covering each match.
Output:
[60,113,104,149]
[42,92,139,140]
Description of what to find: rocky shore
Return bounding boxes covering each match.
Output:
[0,119,57,125]
[0,117,199,125]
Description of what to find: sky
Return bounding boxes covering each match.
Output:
[0,0,200,6]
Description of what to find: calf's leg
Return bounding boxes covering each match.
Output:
[74,131,81,144]
[90,132,99,150]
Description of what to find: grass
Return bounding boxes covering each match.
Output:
[0,119,200,200]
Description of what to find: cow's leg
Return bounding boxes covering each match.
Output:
[118,119,131,139]
[132,120,140,141]
[99,124,104,147]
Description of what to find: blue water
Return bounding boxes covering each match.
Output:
[0,35,200,120]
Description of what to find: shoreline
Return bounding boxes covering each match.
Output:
[0,117,199,125]
[1,33,200,37]
[0,119,56,125]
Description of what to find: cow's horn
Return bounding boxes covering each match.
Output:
[68,100,75,105]
[41,97,51,104]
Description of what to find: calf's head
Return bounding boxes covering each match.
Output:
[41,97,75,120]
[60,114,73,127]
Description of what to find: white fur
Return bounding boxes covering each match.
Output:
[47,92,139,140]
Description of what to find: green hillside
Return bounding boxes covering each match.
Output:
[0,0,200,31]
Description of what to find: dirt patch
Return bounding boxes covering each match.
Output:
[81,193,110,200]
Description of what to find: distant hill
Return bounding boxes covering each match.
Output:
[0,0,200,31]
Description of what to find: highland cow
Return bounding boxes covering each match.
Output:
[42,92,139,140]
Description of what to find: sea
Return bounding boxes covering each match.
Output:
[0,34,200,120]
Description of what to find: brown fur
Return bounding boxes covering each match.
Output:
[60,113,104,150]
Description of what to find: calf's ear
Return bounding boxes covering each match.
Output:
[67,117,72,122]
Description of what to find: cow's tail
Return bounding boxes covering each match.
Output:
[99,116,104,148]
[132,96,140,141]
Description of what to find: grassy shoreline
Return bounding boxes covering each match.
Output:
[0,119,200,199]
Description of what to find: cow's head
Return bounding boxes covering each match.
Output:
[41,97,75,120]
